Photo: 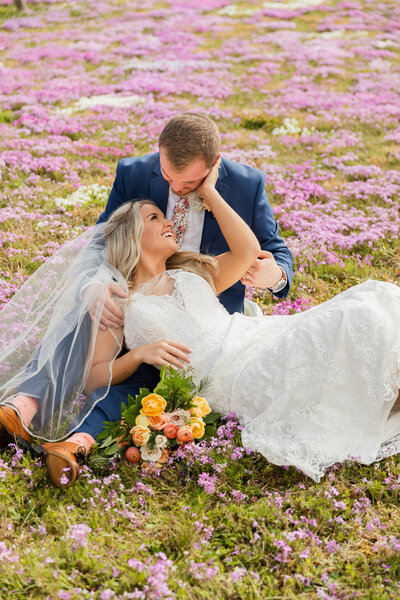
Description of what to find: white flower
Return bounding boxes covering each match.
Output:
[55,94,146,115]
[140,445,162,462]
[218,5,257,16]
[272,118,315,137]
[166,409,191,428]
[373,40,397,49]
[54,184,110,209]
[263,0,325,9]
[123,58,212,73]
[74,94,145,111]
[155,435,167,449]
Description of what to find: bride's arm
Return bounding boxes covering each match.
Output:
[198,159,261,295]
[84,326,136,395]
[84,326,191,395]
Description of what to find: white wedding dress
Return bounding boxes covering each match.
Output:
[124,269,400,481]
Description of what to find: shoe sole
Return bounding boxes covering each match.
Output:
[45,450,80,488]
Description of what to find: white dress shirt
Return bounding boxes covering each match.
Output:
[166,185,286,300]
[166,188,205,252]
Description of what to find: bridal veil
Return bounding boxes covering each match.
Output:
[0,223,127,441]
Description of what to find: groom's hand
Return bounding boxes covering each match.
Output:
[88,282,127,330]
[240,250,286,289]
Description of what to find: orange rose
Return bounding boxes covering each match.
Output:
[149,413,170,431]
[141,394,167,417]
[176,426,194,443]
[129,425,150,446]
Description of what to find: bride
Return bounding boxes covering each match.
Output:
[1,159,400,485]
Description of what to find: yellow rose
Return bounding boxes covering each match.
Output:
[129,425,150,446]
[188,417,205,439]
[135,413,150,427]
[190,396,211,418]
[141,394,167,417]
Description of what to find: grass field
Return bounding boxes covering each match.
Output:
[0,0,400,598]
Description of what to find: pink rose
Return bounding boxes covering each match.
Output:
[167,409,191,428]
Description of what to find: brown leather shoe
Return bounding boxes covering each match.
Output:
[0,405,31,448]
[42,442,86,488]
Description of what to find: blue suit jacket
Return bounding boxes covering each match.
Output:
[97,153,293,314]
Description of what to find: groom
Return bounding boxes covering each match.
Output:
[1,112,293,482]
[73,112,293,440]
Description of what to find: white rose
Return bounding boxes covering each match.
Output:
[166,409,191,428]
[140,444,162,462]
[155,434,167,449]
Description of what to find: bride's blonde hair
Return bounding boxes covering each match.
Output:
[104,200,219,292]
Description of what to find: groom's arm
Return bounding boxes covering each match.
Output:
[80,161,130,328]
[249,173,293,298]
[97,161,128,225]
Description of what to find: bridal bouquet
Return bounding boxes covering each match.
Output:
[98,366,220,466]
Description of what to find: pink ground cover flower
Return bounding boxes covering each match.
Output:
[198,472,217,494]
[65,523,92,549]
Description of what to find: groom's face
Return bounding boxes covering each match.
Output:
[159,147,211,196]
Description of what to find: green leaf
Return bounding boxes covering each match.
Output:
[87,453,113,468]
[196,376,213,395]
[104,442,120,456]
[97,420,124,442]
[148,431,157,451]
[122,403,142,426]
[131,388,151,405]
[204,423,218,440]
[99,435,116,449]
[203,411,221,424]
[153,367,194,410]
[8,507,21,520]
[122,390,149,425]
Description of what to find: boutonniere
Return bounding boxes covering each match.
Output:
[195,195,212,212]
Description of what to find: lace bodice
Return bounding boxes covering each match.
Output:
[124,270,400,481]
[124,270,232,382]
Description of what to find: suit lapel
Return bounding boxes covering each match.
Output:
[149,160,169,214]
[200,163,230,253]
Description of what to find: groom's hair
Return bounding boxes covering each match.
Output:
[158,112,221,170]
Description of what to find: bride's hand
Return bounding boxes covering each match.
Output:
[136,338,192,370]
[198,155,221,207]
